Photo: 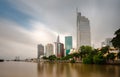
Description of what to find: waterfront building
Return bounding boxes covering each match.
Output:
[45,43,54,57]
[76,11,91,49]
[65,36,72,55]
[60,43,64,57]
[54,35,64,57]
[37,44,44,59]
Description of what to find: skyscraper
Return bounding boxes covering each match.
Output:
[76,11,91,49]
[54,35,64,57]
[65,36,72,55]
[57,43,64,57]
[45,43,54,57]
[37,44,44,59]
[54,35,60,56]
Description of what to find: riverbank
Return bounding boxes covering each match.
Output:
[36,59,120,65]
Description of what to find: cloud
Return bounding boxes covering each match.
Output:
[0,19,35,59]
[0,19,59,59]
[8,0,120,48]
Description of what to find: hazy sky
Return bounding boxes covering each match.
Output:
[0,0,120,59]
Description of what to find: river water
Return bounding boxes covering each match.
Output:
[0,62,120,77]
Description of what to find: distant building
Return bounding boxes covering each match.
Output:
[105,38,113,47]
[76,11,91,49]
[69,48,78,54]
[45,43,54,57]
[37,44,44,59]
[101,42,106,47]
[60,44,64,57]
[101,38,113,47]
[65,36,72,55]
[54,35,64,57]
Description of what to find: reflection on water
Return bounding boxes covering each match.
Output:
[0,62,120,77]
[0,62,37,77]
[37,63,120,77]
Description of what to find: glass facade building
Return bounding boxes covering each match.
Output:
[65,36,72,55]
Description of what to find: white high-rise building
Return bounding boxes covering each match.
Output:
[54,35,60,56]
[76,12,91,49]
[45,43,54,57]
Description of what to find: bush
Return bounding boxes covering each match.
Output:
[42,56,48,59]
[70,59,76,63]
[48,55,56,61]
[106,53,115,62]
[83,55,93,64]
[117,52,120,59]
[93,53,106,64]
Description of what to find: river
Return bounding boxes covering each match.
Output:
[0,62,120,77]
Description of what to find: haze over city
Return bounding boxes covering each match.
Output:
[0,0,120,59]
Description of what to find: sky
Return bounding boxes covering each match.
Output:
[0,0,120,60]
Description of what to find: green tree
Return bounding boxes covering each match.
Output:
[79,45,93,58]
[111,28,120,51]
[117,52,120,59]
[79,51,83,60]
[48,55,56,61]
[78,45,93,63]
[72,53,80,58]
[100,46,109,54]
[93,52,106,64]
[62,54,73,60]
[91,49,99,55]
[70,59,76,63]
[82,49,99,64]
[106,53,115,63]
[42,56,48,59]
[83,54,93,64]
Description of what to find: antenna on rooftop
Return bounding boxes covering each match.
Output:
[76,8,78,13]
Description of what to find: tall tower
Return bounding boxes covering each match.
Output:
[54,35,64,57]
[54,35,60,56]
[76,11,91,49]
[65,36,72,55]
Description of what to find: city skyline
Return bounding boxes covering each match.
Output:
[0,0,120,59]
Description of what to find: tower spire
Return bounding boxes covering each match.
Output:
[76,8,78,13]
[76,8,81,15]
